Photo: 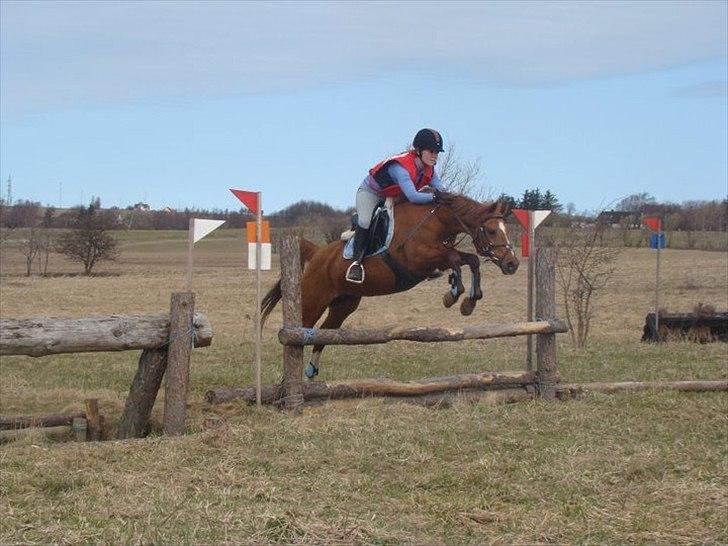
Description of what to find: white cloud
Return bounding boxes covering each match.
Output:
[1,0,726,114]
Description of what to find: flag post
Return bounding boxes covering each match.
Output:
[255,193,263,407]
[655,220,662,340]
[186,218,194,291]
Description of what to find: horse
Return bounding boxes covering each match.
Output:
[261,192,519,378]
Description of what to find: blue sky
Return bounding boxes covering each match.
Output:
[1,1,726,214]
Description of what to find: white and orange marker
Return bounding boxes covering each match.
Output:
[247,220,271,270]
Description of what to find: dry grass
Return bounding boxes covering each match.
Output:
[1,229,727,544]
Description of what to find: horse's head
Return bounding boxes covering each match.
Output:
[474,200,519,275]
[440,194,519,275]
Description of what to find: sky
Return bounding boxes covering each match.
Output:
[1,1,726,215]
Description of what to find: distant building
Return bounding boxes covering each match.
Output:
[133,202,151,211]
[162,207,176,213]
[597,210,641,229]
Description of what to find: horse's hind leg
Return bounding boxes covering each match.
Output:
[306,295,362,379]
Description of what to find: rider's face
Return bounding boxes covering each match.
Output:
[421,149,439,167]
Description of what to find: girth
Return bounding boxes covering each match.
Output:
[380,251,427,293]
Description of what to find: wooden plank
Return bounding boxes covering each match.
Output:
[205,370,536,405]
[0,312,212,357]
[279,235,304,413]
[278,319,568,346]
[163,292,195,436]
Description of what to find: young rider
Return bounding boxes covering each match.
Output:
[346,128,446,283]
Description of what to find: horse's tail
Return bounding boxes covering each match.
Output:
[261,237,319,326]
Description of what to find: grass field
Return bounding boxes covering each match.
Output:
[1,229,727,544]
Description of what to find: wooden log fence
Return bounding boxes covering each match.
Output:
[207,235,566,411]
[1,292,211,441]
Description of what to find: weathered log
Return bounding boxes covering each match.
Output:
[558,380,728,398]
[383,387,536,409]
[280,236,304,413]
[163,292,195,436]
[536,248,559,399]
[278,319,568,347]
[205,370,537,405]
[117,348,168,439]
[84,399,102,441]
[0,312,212,357]
[0,425,71,444]
[0,411,85,430]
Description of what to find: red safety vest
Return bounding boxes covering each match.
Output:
[369,151,433,198]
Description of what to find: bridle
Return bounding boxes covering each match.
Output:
[449,209,514,265]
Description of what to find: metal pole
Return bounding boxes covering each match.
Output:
[255,194,263,406]
[186,218,194,292]
[526,212,535,370]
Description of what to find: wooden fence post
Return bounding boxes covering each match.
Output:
[117,348,168,439]
[536,247,559,399]
[280,235,304,413]
[84,398,101,441]
[163,292,196,436]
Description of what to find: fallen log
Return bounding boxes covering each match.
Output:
[278,320,568,346]
[205,370,537,405]
[0,425,72,444]
[0,312,212,357]
[0,411,86,430]
[558,380,728,399]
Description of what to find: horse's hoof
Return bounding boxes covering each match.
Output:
[443,291,459,308]
[460,298,475,316]
[304,363,319,379]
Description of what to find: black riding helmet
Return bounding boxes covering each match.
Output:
[413,128,444,153]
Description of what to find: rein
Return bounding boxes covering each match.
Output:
[396,204,439,252]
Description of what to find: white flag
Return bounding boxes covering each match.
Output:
[532,210,552,229]
[192,219,226,243]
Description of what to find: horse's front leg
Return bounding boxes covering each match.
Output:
[458,251,483,316]
[442,250,465,308]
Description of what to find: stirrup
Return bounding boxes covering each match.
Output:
[345,261,365,284]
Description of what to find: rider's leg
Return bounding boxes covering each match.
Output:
[346,182,380,283]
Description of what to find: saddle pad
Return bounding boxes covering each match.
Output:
[342,198,395,260]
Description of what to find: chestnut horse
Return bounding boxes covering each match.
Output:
[261,193,519,378]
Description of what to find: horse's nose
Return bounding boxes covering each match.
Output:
[502,259,519,275]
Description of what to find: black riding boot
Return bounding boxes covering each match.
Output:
[345,225,369,283]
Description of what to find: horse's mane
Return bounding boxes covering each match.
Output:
[444,193,507,226]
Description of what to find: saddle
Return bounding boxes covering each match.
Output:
[341,199,395,260]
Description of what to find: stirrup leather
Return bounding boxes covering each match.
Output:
[345,261,365,284]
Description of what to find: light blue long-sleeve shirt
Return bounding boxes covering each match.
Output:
[366,163,444,204]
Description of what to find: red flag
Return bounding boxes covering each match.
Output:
[643,217,661,232]
[512,208,529,230]
[230,189,260,214]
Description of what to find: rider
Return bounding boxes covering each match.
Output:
[345,128,446,283]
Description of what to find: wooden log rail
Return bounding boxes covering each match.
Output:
[279,319,568,346]
[206,370,536,405]
[0,312,212,357]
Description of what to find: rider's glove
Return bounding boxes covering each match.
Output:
[432,189,443,205]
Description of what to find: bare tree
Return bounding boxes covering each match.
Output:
[20,226,41,277]
[57,202,120,275]
[437,144,488,199]
[553,223,621,347]
[37,230,56,276]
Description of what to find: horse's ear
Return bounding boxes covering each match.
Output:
[498,200,511,217]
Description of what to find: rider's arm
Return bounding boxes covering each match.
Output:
[429,171,445,191]
[386,163,435,205]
